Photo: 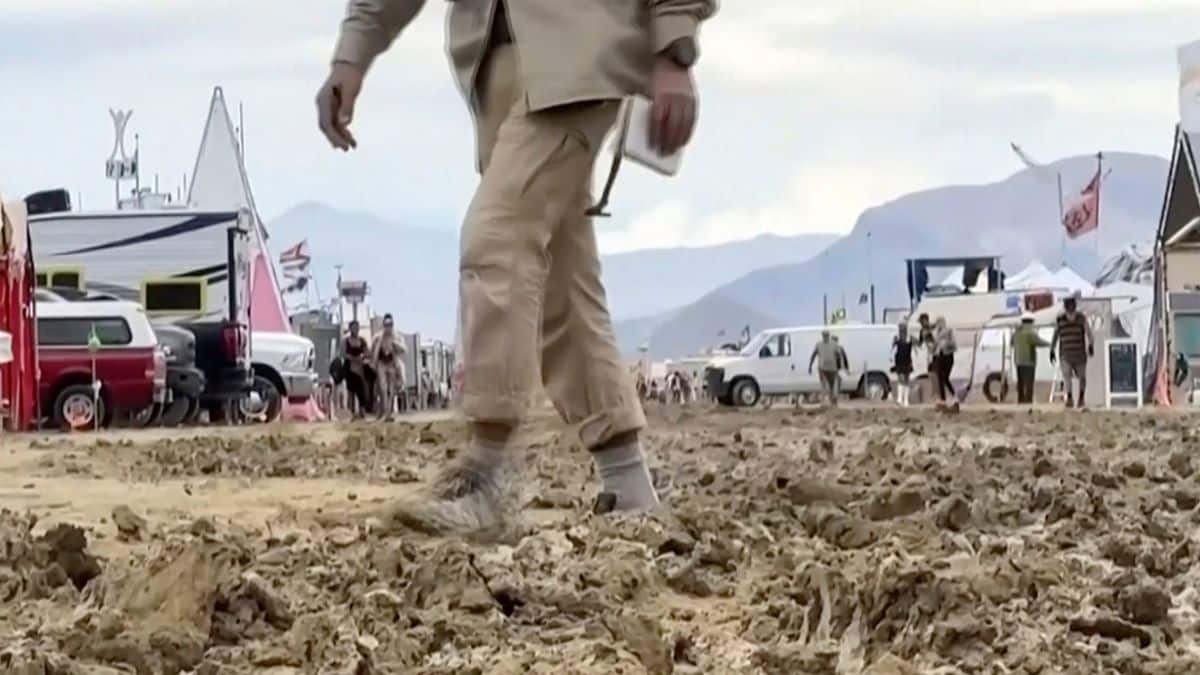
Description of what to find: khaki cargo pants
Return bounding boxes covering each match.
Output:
[457,43,646,447]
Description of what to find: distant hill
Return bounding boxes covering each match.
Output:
[265,202,836,339]
[630,152,1168,358]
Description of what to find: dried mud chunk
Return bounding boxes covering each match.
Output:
[1032,457,1057,477]
[1091,473,1120,489]
[1068,614,1152,647]
[1168,489,1198,511]
[112,505,147,541]
[42,524,101,590]
[1168,451,1194,478]
[864,487,926,521]
[752,643,838,675]
[775,475,854,507]
[1101,536,1140,569]
[1122,461,1147,479]
[1119,583,1171,626]
[800,507,877,550]
[603,612,672,675]
[934,495,972,532]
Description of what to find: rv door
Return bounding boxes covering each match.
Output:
[229,210,253,331]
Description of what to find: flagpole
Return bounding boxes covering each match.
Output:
[1095,152,1103,263]
[1057,172,1066,268]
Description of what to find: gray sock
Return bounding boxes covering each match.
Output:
[591,442,660,513]
[457,438,507,484]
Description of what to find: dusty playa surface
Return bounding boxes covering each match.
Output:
[3,404,1200,673]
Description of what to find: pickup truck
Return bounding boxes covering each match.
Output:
[237,331,317,422]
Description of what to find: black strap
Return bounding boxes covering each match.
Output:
[585,100,631,218]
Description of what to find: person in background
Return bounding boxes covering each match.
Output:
[809,330,843,407]
[1050,295,1094,409]
[892,322,915,407]
[932,317,957,402]
[372,314,408,420]
[422,368,436,409]
[343,321,372,418]
[1013,314,1048,405]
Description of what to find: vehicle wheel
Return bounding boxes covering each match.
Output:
[128,403,161,429]
[160,396,194,427]
[238,375,282,423]
[731,378,760,408]
[862,373,891,401]
[983,372,1009,403]
[54,384,106,431]
[716,394,734,406]
[183,396,203,425]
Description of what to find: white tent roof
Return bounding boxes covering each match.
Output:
[187,87,262,233]
[1005,260,1094,296]
[1006,261,1050,288]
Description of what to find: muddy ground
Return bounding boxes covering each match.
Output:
[3,404,1200,674]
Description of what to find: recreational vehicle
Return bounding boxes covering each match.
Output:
[27,208,254,413]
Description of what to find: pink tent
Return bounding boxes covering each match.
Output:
[189,87,323,421]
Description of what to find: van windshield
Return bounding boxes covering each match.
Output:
[740,332,771,357]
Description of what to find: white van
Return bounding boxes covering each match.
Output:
[705,324,898,407]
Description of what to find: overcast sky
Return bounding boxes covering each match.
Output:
[2,1,1198,253]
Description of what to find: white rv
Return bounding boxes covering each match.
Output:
[27,208,254,411]
[706,324,898,407]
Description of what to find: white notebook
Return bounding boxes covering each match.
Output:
[612,95,685,176]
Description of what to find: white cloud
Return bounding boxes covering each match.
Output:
[3,0,1199,256]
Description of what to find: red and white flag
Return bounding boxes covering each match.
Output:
[278,239,311,294]
[1062,169,1101,239]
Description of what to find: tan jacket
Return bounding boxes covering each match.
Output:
[333,0,716,113]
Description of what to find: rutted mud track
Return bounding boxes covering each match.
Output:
[3,406,1200,673]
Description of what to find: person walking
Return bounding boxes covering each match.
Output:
[932,317,957,402]
[372,314,408,420]
[1050,295,1095,409]
[892,322,915,407]
[319,0,715,533]
[1013,315,1048,405]
[809,330,843,407]
[342,321,372,418]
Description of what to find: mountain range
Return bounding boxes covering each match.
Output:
[265,202,836,340]
[266,151,1169,359]
[624,152,1169,357]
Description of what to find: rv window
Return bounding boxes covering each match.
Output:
[35,273,48,287]
[1176,314,1200,358]
[50,271,82,290]
[144,281,204,313]
[38,318,132,347]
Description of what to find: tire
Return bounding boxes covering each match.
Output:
[160,395,194,427]
[731,378,761,408]
[983,372,1009,404]
[53,384,106,431]
[128,403,161,429]
[238,375,282,423]
[183,396,202,425]
[861,373,891,401]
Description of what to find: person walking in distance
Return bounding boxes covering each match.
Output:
[1050,295,1094,409]
[892,322,915,407]
[372,314,407,420]
[808,330,842,407]
[318,0,716,532]
[932,317,957,402]
[1013,314,1048,405]
[342,321,372,418]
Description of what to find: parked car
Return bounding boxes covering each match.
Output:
[705,324,897,407]
[37,300,166,429]
[154,324,206,426]
[240,332,317,423]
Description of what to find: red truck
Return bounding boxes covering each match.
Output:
[37,300,165,429]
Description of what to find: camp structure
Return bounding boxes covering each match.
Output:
[0,197,39,430]
[1147,125,1200,404]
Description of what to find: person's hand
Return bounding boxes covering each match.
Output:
[648,56,696,156]
[317,63,365,151]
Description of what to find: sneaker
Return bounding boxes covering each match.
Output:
[385,463,506,537]
[593,469,673,516]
